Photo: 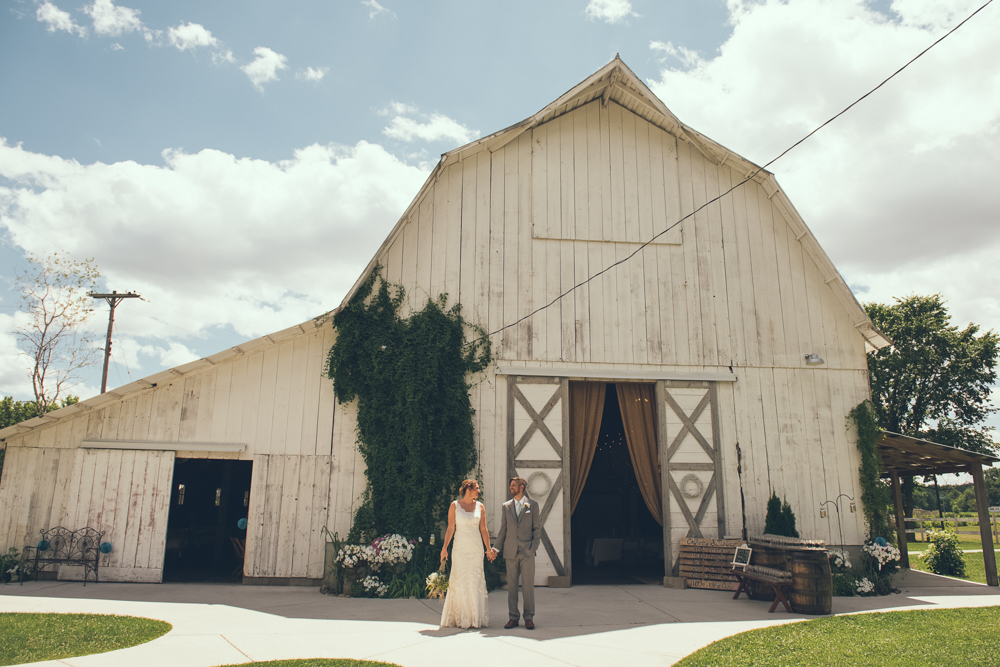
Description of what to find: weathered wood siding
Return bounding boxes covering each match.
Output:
[0,325,340,580]
[369,99,870,549]
[0,96,874,582]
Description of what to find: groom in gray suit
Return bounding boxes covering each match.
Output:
[489,477,541,629]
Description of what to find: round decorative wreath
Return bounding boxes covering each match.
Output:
[527,471,552,498]
[99,542,113,554]
[679,474,705,499]
[237,518,248,530]
[37,540,50,552]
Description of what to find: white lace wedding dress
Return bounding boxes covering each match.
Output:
[440,501,489,628]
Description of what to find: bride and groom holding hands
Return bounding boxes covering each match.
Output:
[439,477,540,630]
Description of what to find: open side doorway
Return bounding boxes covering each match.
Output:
[570,382,664,585]
[163,458,252,582]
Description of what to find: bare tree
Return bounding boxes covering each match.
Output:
[15,253,101,412]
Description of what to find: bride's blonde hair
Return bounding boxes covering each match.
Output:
[459,479,479,497]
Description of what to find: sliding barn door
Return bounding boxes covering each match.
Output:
[507,376,570,585]
[658,380,726,575]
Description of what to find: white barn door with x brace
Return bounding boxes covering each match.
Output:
[658,380,726,576]
[506,375,571,586]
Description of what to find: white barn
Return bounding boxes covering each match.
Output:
[0,58,888,585]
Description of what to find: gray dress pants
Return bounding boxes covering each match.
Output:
[505,551,535,621]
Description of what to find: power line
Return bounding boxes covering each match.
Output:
[472,0,995,346]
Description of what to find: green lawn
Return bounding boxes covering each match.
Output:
[907,535,994,552]
[0,613,171,666]
[675,607,1000,667]
[216,661,400,667]
[908,549,1000,584]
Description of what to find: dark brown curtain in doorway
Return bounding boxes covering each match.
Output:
[569,382,606,513]
[617,383,663,526]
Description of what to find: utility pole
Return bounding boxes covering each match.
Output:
[88,290,141,394]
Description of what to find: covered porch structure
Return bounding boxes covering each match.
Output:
[878,431,999,586]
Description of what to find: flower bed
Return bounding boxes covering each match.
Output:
[828,538,902,597]
[333,533,419,598]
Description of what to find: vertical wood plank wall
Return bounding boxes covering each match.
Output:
[0,326,339,581]
[368,99,871,547]
[0,98,875,581]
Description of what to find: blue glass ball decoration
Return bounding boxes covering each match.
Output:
[37,540,50,551]
[100,542,113,554]
[237,518,248,530]
[875,536,887,547]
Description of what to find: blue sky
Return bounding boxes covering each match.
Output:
[2,0,999,453]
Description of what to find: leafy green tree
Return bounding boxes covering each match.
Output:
[865,295,999,536]
[866,294,998,455]
[15,252,101,413]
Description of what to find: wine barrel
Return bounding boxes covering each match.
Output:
[789,550,832,615]
[748,546,786,601]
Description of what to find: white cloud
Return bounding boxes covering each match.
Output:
[0,312,34,399]
[297,66,329,82]
[168,22,219,51]
[378,101,418,117]
[84,0,143,37]
[241,46,288,91]
[362,0,396,19]
[383,112,480,144]
[585,0,638,24]
[650,40,702,68]
[213,50,236,65]
[36,1,87,37]
[645,0,1000,340]
[109,43,123,51]
[0,138,429,347]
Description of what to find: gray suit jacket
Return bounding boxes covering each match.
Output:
[494,497,542,559]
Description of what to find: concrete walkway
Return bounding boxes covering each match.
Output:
[2,570,999,667]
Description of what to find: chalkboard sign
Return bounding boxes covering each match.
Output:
[732,544,752,570]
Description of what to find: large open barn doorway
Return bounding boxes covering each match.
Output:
[570,383,664,585]
[163,459,252,582]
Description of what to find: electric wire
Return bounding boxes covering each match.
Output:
[468,0,995,346]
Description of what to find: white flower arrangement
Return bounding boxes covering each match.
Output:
[827,549,852,569]
[335,533,416,569]
[856,577,875,594]
[862,542,901,571]
[360,574,388,597]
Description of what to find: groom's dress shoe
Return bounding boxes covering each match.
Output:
[525,619,535,630]
[504,620,519,629]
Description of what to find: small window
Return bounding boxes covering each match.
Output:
[177,484,185,505]
[244,490,250,507]
[215,488,222,506]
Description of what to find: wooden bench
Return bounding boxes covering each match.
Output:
[731,564,793,613]
[23,527,105,586]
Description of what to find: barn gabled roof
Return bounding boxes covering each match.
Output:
[0,58,890,444]
[341,56,889,352]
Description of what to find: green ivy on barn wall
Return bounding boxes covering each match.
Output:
[326,267,492,543]
[849,399,894,543]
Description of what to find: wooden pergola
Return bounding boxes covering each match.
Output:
[878,431,999,586]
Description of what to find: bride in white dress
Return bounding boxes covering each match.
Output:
[439,479,493,628]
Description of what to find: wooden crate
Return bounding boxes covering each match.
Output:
[679,537,743,590]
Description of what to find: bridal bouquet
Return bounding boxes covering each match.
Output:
[425,569,449,599]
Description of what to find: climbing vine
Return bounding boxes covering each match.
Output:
[849,399,893,543]
[326,267,492,544]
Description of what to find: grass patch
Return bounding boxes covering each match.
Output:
[676,607,1000,667]
[0,613,171,666]
[907,537,991,552]
[215,661,401,667]
[909,549,1000,584]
